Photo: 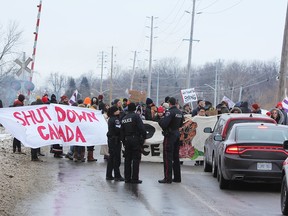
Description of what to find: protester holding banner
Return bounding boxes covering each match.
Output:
[100,103,110,160]
[48,94,65,158]
[106,106,124,181]
[12,94,25,154]
[121,102,146,184]
[86,102,97,162]
[158,97,184,184]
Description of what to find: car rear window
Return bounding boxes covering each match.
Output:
[225,119,275,137]
[236,127,288,143]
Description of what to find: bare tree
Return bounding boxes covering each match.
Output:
[0,22,22,77]
[47,72,66,99]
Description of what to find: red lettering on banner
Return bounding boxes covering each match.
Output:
[54,106,99,123]
[67,110,76,122]
[13,106,51,126]
[75,126,86,142]
[37,123,86,143]
[65,125,74,141]
[38,126,49,140]
[13,112,27,126]
[49,124,59,140]
[55,106,66,122]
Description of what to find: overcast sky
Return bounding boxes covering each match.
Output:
[0,0,287,85]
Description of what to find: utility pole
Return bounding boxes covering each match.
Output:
[109,46,114,105]
[186,0,196,89]
[147,16,154,98]
[100,51,104,93]
[214,64,218,106]
[278,1,288,102]
[130,51,137,90]
[239,86,243,102]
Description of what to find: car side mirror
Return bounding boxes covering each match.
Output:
[283,140,288,150]
[214,134,223,141]
[204,127,213,133]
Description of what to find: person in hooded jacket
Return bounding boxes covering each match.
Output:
[276,102,288,125]
[106,106,124,181]
[240,101,251,113]
[50,94,58,104]
[270,108,285,124]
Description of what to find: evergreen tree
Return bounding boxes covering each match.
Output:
[65,77,77,98]
[79,76,91,99]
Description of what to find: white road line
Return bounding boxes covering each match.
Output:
[181,184,225,216]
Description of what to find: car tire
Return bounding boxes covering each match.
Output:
[281,175,288,215]
[212,155,217,178]
[218,164,229,190]
[203,151,212,172]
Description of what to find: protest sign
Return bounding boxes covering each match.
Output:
[180,88,197,104]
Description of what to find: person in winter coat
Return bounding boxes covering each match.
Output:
[230,107,242,113]
[86,103,97,162]
[98,95,105,113]
[106,106,124,181]
[121,103,147,184]
[48,94,64,158]
[30,96,45,160]
[153,106,165,122]
[50,94,58,104]
[240,101,251,113]
[251,103,261,114]
[158,97,184,184]
[12,94,25,154]
[270,108,285,124]
[276,102,288,125]
[145,98,157,120]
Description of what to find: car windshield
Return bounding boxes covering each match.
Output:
[236,126,288,143]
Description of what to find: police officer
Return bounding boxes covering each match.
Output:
[158,97,184,183]
[106,106,125,181]
[121,102,146,184]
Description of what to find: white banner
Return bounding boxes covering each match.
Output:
[180,88,197,104]
[0,104,108,148]
[141,115,218,162]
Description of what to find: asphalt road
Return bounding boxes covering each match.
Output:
[14,151,282,216]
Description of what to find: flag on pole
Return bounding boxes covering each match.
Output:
[69,89,78,105]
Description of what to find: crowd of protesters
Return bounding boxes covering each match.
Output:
[4,92,288,184]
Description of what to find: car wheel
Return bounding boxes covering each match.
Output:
[218,164,229,190]
[212,155,217,178]
[203,151,212,172]
[281,175,288,215]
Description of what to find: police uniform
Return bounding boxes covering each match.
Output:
[106,106,124,181]
[121,103,146,184]
[158,97,184,183]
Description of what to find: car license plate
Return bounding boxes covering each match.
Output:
[257,163,272,170]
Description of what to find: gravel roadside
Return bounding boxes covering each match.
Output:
[0,128,58,216]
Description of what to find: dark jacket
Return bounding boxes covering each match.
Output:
[107,115,121,138]
[121,111,146,139]
[159,106,184,135]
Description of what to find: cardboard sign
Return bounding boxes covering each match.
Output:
[128,90,147,103]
